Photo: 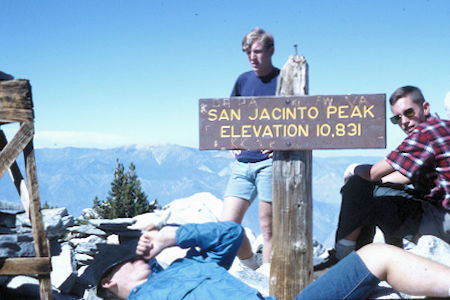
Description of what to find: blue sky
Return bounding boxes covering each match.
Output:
[2,0,449,157]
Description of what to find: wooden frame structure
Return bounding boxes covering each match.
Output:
[0,79,53,299]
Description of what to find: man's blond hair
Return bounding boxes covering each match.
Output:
[242,27,274,52]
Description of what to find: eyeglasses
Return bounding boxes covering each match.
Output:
[390,107,415,124]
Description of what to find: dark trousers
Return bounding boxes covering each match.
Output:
[335,175,423,249]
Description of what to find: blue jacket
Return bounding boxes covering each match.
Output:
[128,221,273,300]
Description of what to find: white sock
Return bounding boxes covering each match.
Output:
[335,239,356,260]
[240,254,259,270]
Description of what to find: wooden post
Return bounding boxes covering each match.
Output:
[25,140,53,300]
[270,54,313,300]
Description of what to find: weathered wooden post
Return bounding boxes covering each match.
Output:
[270,53,312,300]
[199,53,386,300]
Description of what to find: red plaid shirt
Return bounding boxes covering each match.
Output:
[386,116,450,210]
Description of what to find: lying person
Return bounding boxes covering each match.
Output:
[88,221,450,299]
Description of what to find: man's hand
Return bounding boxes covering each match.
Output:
[136,228,177,260]
[230,150,241,158]
[262,150,273,158]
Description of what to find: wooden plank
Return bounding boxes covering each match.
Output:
[0,257,51,275]
[0,122,33,179]
[39,276,53,300]
[0,80,33,110]
[24,139,54,300]
[0,109,35,123]
[0,130,30,215]
[270,54,312,300]
[24,139,49,258]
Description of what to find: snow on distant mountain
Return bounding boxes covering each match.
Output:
[0,144,381,247]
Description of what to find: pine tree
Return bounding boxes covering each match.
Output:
[93,159,156,219]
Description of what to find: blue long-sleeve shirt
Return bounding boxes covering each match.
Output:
[128,221,275,300]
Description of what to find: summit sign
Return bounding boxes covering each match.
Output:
[199,94,386,150]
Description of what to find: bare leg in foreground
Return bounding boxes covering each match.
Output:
[358,243,450,297]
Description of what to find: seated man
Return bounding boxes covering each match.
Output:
[321,85,450,267]
[87,221,450,299]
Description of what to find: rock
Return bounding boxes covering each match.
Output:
[67,225,106,237]
[162,192,222,224]
[74,242,101,256]
[42,208,73,239]
[408,235,450,267]
[229,260,269,297]
[75,253,95,266]
[89,218,135,232]
[68,235,105,250]
[51,244,77,293]
[6,275,78,299]
[80,208,99,220]
[0,233,35,257]
[0,200,24,228]
[130,210,171,230]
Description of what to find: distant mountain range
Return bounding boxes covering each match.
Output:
[0,144,382,247]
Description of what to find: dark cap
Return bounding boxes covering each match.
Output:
[0,71,14,81]
[86,243,139,295]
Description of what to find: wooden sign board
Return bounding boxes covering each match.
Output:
[199,94,386,150]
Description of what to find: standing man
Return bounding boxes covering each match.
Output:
[221,27,280,269]
[318,85,450,269]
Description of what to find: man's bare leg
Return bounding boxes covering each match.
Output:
[221,196,253,260]
[358,243,450,297]
[259,200,272,264]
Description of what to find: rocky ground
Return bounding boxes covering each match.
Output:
[1,192,449,299]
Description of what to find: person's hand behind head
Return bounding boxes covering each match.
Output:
[136,228,177,260]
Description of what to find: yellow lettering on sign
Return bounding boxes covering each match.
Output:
[298,124,309,136]
[217,109,241,121]
[262,125,273,137]
[286,107,296,120]
[308,107,319,119]
[231,126,241,137]
[350,106,362,118]
[253,125,262,136]
[287,124,297,137]
[272,108,282,120]
[338,105,349,118]
[273,124,282,137]
[241,125,251,137]
[364,105,374,118]
[220,125,230,137]
[327,106,337,118]
[218,109,229,121]
[297,106,307,119]
[207,109,218,121]
[259,108,270,120]
[249,108,258,120]
[230,109,241,120]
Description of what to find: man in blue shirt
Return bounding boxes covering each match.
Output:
[89,221,450,299]
[221,27,280,269]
